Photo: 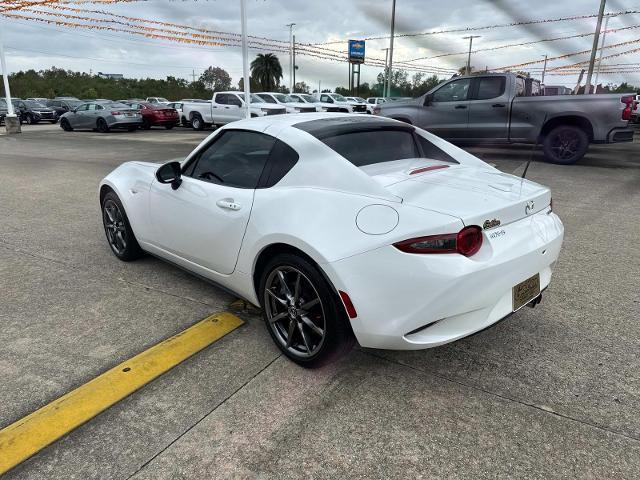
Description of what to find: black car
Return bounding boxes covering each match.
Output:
[0,99,7,124]
[46,99,84,118]
[13,100,58,124]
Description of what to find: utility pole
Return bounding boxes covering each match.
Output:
[240,0,250,119]
[463,35,481,75]
[286,23,295,94]
[541,54,548,84]
[584,0,606,95]
[386,0,396,97]
[292,34,296,92]
[594,15,610,90]
[381,47,389,97]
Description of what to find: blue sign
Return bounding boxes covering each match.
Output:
[348,40,365,64]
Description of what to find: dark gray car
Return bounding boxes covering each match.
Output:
[60,102,142,133]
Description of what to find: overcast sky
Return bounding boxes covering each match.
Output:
[1,0,639,90]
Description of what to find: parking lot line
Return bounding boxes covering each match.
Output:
[0,312,244,475]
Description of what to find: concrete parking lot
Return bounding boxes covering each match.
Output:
[1,123,639,479]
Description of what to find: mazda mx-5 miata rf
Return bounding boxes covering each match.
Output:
[99,113,564,367]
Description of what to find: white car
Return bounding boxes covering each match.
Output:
[256,92,318,113]
[183,92,286,130]
[314,93,368,113]
[146,97,170,105]
[99,114,564,367]
[345,96,372,114]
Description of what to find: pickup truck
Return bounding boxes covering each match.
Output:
[376,73,635,164]
[182,92,286,130]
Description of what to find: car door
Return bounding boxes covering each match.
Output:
[466,76,510,142]
[226,94,244,121]
[213,94,234,123]
[69,103,90,128]
[420,77,471,139]
[148,129,276,274]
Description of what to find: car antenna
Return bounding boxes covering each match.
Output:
[521,114,547,179]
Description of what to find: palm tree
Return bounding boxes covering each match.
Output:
[250,54,283,91]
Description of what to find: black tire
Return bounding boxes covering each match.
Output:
[142,117,152,130]
[60,118,73,131]
[542,125,589,165]
[97,118,110,133]
[50,119,58,124]
[191,114,204,131]
[258,253,356,368]
[101,191,144,261]
[127,126,138,132]
[165,124,175,130]
[181,116,189,127]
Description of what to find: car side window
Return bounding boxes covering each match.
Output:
[216,94,228,105]
[77,104,89,111]
[320,95,332,103]
[186,130,276,189]
[95,104,104,110]
[432,79,471,102]
[228,95,242,107]
[260,139,299,188]
[474,77,506,100]
[516,77,526,97]
[87,104,97,111]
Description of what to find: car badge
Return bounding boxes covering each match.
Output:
[525,201,535,215]
[483,219,501,230]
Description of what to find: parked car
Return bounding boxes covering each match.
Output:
[288,93,324,111]
[314,93,367,113]
[180,98,209,103]
[166,102,186,125]
[146,97,170,105]
[183,92,286,130]
[377,73,635,164]
[631,95,639,124]
[346,96,372,114]
[256,92,317,113]
[54,96,80,101]
[46,99,84,117]
[367,97,387,105]
[59,101,142,133]
[26,97,48,102]
[13,99,58,124]
[126,102,180,129]
[99,113,563,367]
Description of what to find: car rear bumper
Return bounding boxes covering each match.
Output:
[107,116,143,127]
[324,208,564,350]
[605,127,634,143]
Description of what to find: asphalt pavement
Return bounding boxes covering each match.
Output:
[1,122,639,479]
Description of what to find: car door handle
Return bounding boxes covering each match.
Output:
[454,105,467,109]
[216,199,241,211]
[492,103,506,108]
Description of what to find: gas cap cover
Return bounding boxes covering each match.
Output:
[356,204,399,235]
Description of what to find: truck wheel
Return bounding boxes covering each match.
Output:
[191,114,204,131]
[542,125,589,165]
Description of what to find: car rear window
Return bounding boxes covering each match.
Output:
[321,130,419,167]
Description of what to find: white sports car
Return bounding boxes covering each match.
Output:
[99,113,564,367]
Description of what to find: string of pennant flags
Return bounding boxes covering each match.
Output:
[1,0,638,77]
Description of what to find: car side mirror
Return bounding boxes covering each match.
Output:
[423,94,434,106]
[155,161,182,190]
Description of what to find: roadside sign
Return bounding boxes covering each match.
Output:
[348,40,365,64]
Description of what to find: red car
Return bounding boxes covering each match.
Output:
[130,102,179,130]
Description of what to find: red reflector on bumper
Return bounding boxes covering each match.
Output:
[409,165,449,175]
[339,290,358,319]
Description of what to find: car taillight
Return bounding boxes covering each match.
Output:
[621,95,634,121]
[111,111,122,115]
[393,226,483,257]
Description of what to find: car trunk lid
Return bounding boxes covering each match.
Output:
[362,160,550,227]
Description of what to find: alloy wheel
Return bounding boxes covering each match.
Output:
[550,130,579,160]
[103,199,127,255]
[264,266,326,358]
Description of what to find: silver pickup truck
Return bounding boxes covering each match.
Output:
[376,73,635,164]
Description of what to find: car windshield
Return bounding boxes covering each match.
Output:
[355,97,366,102]
[331,94,347,102]
[299,94,315,103]
[66,100,83,108]
[25,101,47,108]
[273,94,293,102]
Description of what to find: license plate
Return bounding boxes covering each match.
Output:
[125,113,134,117]
[512,273,540,311]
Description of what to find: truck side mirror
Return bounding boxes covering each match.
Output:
[423,94,434,106]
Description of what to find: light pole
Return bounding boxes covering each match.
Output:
[286,23,296,94]
[541,54,548,85]
[594,15,610,90]
[0,14,20,133]
[240,0,250,119]
[584,0,606,94]
[386,0,396,97]
[463,35,481,75]
[381,47,389,97]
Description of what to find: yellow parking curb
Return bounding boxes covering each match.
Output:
[0,312,243,475]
